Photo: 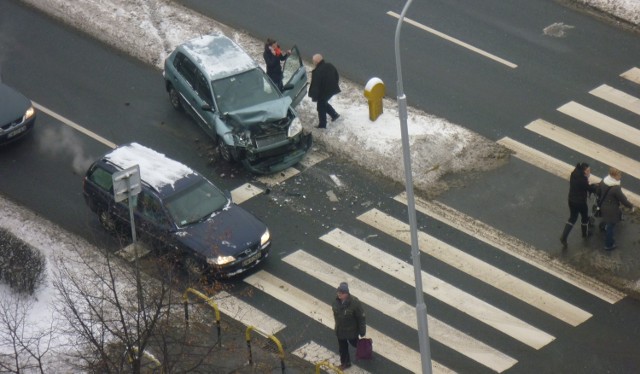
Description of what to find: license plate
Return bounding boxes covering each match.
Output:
[242,252,260,267]
[7,126,26,138]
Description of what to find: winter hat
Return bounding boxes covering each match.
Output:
[337,282,349,294]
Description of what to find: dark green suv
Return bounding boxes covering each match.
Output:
[163,33,311,174]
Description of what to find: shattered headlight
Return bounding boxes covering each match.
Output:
[287,117,302,138]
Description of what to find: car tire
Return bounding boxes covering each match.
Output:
[217,136,233,162]
[98,210,117,232]
[168,85,184,112]
[184,257,204,281]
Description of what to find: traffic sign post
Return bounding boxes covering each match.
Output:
[112,165,141,243]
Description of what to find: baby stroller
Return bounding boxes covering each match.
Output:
[588,191,604,233]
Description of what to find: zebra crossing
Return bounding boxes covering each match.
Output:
[215,66,638,372]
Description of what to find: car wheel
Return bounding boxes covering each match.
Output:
[98,210,117,232]
[168,86,184,112]
[184,257,204,281]
[217,136,233,162]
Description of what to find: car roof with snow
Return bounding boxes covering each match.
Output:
[101,142,203,196]
[177,33,259,82]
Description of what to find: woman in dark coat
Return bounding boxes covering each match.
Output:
[263,38,289,91]
[560,162,597,248]
[598,167,634,250]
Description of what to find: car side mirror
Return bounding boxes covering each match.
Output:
[282,83,294,91]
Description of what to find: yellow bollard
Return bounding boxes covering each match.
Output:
[364,77,385,121]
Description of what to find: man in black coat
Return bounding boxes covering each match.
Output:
[309,54,341,128]
[332,282,366,370]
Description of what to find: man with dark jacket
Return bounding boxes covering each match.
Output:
[332,282,366,370]
[309,54,341,128]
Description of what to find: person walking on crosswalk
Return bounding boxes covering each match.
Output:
[560,162,597,248]
[332,282,366,370]
[597,167,635,251]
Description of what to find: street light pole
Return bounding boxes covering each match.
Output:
[394,1,432,373]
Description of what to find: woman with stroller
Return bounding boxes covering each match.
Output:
[597,167,635,251]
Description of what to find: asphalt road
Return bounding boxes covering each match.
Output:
[177,0,640,194]
[2,0,640,372]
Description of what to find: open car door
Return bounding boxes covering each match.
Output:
[281,46,308,108]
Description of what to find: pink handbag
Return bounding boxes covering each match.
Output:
[356,338,373,360]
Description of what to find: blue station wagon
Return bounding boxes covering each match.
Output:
[82,143,271,278]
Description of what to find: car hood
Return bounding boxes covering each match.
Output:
[225,96,292,128]
[174,204,266,259]
[0,83,31,124]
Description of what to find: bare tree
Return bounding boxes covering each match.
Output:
[0,289,55,373]
[51,243,173,373]
[50,240,223,374]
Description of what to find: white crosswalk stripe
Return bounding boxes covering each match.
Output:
[283,249,518,372]
[525,119,640,181]
[244,270,454,373]
[211,291,286,335]
[590,84,640,115]
[321,229,554,349]
[621,67,640,84]
[358,208,592,326]
[292,341,371,374]
[557,101,640,146]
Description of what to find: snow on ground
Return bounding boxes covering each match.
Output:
[2,0,639,371]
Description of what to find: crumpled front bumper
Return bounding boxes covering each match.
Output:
[241,131,313,174]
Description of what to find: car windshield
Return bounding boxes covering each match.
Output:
[163,179,229,227]
[212,68,281,113]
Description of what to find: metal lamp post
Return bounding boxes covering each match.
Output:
[394,1,432,372]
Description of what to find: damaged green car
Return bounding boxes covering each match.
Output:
[163,33,312,174]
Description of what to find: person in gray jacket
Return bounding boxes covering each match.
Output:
[332,282,366,370]
[597,167,635,250]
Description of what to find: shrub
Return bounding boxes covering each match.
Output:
[0,228,46,294]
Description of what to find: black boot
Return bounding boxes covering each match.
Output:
[560,223,572,248]
[581,223,591,238]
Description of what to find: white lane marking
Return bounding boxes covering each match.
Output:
[244,271,453,374]
[590,84,640,115]
[298,150,329,169]
[292,341,370,374]
[525,119,640,181]
[284,250,517,372]
[359,209,592,327]
[498,136,640,209]
[256,167,301,186]
[211,291,286,336]
[321,229,554,349]
[621,67,640,85]
[33,102,117,149]
[558,101,640,147]
[400,181,626,305]
[231,183,263,204]
[387,11,517,69]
